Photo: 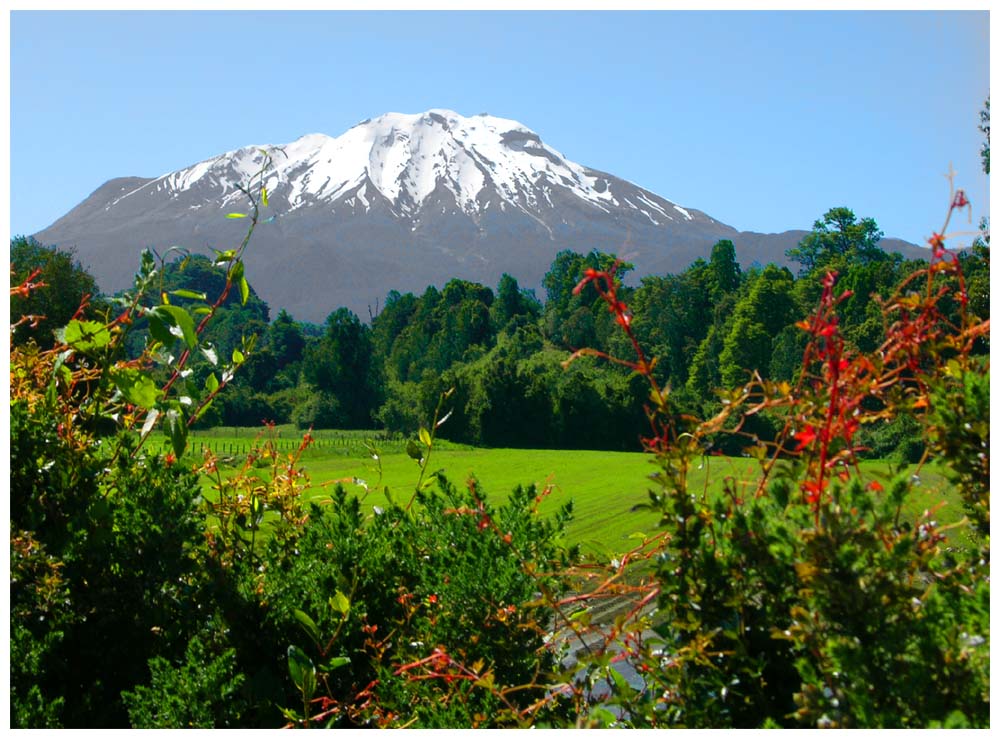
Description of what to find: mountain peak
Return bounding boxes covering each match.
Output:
[127,109,667,223]
[39,108,803,323]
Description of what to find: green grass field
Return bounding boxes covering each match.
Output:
[187,426,967,557]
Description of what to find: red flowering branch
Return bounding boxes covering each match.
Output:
[566,264,659,382]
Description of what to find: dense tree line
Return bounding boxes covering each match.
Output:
[11,203,988,457]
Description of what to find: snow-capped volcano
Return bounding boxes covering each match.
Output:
[115,109,701,228]
[33,110,922,323]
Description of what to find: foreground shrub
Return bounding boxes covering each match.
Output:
[549,186,989,727]
[9,155,282,727]
[10,347,210,726]
[121,624,247,728]
[9,221,579,728]
[260,475,577,727]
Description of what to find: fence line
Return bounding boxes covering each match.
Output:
[191,434,411,459]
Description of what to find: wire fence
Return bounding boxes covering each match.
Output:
[188,433,412,458]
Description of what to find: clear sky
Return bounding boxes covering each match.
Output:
[9,8,991,247]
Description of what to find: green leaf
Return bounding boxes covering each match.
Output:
[169,288,207,301]
[418,426,432,448]
[226,212,248,219]
[147,312,173,346]
[58,319,112,353]
[261,186,269,208]
[160,305,198,348]
[191,399,213,424]
[292,610,322,649]
[239,276,250,306]
[149,305,198,349]
[229,260,245,286]
[569,609,592,627]
[609,665,633,696]
[205,372,220,394]
[109,367,161,410]
[587,707,617,728]
[287,645,309,687]
[287,645,316,699]
[164,407,188,458]
[232,348,245,365]
[212,249,237,265]
[138,249,156,280]
[318,656,350,672]
[474,672,495,690]
[250,494,264,527]
[329,590,350,616]
[406,439,422,461]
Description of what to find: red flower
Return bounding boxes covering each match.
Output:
[427,594,438,605]
[929,233,946,259]
[802,479,826,505]
[794,425,817,451]
[952,189,969,209]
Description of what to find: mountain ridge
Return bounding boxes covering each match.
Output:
[33,109,927,323]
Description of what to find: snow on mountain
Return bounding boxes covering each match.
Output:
[33,109,924,323]
[107,109,696,227]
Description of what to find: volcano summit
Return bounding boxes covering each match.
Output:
[34,109,922,322]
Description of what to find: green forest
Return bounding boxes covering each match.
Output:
[12,202,988,460]
[9,113,990,727]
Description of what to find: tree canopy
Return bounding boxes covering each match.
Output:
[10,236,102,347]
[786,207,885,275]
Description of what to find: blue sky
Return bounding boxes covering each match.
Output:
[9,9,991,247]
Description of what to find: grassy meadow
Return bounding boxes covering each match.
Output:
[185,425,966,557]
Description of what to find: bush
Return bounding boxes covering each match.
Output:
[858,412,925,463]
[553,222,989,727]
[9,157,279,727]
[261,475,577,727]
[10,348,210,726]
[291,391,344,429]
[122,624,248,728]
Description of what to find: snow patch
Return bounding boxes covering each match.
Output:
[100,109,688,229]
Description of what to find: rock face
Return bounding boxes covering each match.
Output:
[34,109,926,323]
